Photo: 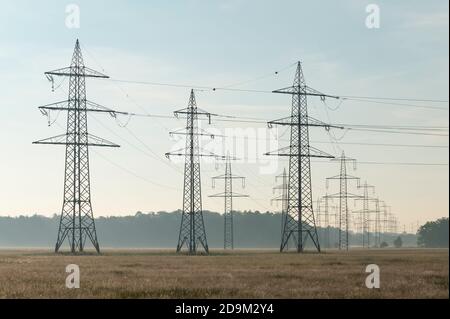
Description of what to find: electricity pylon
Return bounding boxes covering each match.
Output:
[265,61,341,253]
[325,152,361,250]
[166,89,223,254]
[351,210,363,244]
[315,197,322,228]
[317,194,336,249]
[209,153,248,249]
[271,168,289,240]
[388,213,398,234]
[323,199,339,248]
[373,199,381,247]
[364,198,382,248]
[33,39,121,254]
[355,181,375,248]
[355,196,380,248]
[379,201,391,244]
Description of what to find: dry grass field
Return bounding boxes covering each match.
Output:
[0,248,447,299]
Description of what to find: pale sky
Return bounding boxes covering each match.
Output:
[0,0,448,231]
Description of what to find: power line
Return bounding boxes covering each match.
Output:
[337,124,448,131]
[123,126,184,174]
[116,111,450,136]
[52,118,181,190]
[89,114,183,175]
[355,161,448,166]
[347,127,448,137]
[200,130,448,149]
[312,160,448,166]
[103,77,449,112]
[341,97,448,111]
[105,77,449,110]
[79,45,450,115]
[311,141,449,149]
[51,101,449,152]
[219,62,297,89]
[338,95,448,103]
[92,149,180,190]
[82,42,174,134]
[81,43,448,108]
[106,78,215,91]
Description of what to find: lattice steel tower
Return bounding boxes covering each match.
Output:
[209,153,248,249]
[354,195,380,248]
[325,152,360,250]
[266,61,340,252]
[355,181,375,248]
[166,89,222,254]
[271,168,289,239]
[379,201,391,243]
[317,195,332,249]
[373,199,381,247]
[33,40,120,253]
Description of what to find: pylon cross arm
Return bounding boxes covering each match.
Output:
[45,66,108,78]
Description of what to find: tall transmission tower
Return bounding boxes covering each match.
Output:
[351,210,363,244]
[373,199,381,247]
[379,201,391,244]
[387,212,394,234]
[316,194,336,249]
[315,198,322,229]
[326,200,339,248]
[166,89,223,254]
[320,195,341,249]
[271,168,289,240]
[355,181,375,248]
[325,152,361,250]
[209,153,248,249]
[355,196,380,248]
[389,214,399,234]
[33,39,120,254]
[265,61,341,253]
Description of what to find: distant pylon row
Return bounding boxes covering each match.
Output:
[315,151,398,250]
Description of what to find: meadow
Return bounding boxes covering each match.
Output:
[0,248,447,298]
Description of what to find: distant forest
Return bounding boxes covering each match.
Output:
[417,218,449,248]
[0,210,419,249]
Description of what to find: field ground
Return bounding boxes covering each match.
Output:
[0,248,448,298]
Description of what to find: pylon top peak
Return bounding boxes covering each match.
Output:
[188,89,196,108]
[293,61,305,86]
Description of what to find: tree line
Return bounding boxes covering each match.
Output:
[0,210,428,249]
